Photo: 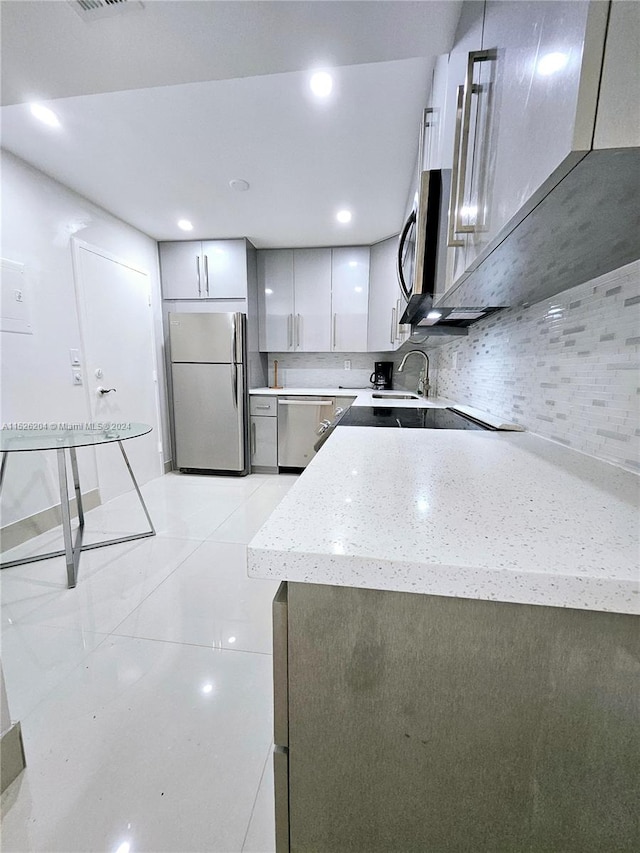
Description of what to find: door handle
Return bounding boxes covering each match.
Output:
[295,314,301,349]
[251,421,256,455]
[390,306,396,345]
[396,209,416,302]
[196,255,202,296]
[278,400,333,406]
[332,313,337,350]
[287,314,293,349]
[455,49,496,236]
[204,254,210,296]
[97,387,116,395]
[448,85,466,247]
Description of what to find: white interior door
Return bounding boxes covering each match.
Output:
[74,242,162,504]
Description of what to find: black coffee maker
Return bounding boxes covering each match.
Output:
[370,361,393,390]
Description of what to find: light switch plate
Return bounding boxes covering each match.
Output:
[72,369,83,385]
[69,348,81,366]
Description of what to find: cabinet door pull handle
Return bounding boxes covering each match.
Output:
[332,313,337,350]
[251,421,256,455]
[295,314,301,349]
[448,85,466,248]
[455,49,496,236]
[287,314,292,349]
[255,404,271,410]
[204,254,210,296]
[196,255,202,296]
[390,306,396,344]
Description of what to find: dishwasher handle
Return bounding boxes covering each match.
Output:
[278,400,333,406]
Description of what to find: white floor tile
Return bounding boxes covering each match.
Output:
[243,746,276,853]
[207,475,299,545]
[1,535,201,634]
[0,635,273,853]
[0,470,287,852]
[1,623,107,721]
[113,541,280,654]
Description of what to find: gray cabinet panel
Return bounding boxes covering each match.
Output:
[250,415,277,469]
[274,746,290,853]
[273,582,289,747]
[284,582,640,853]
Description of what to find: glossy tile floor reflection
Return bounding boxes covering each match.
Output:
[0,471,297,852]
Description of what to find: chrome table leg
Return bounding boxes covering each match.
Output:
[57,448,79,589]
[69,446,85,528]
[1,442,155,583]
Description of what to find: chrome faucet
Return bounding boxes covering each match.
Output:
[397,350,430,397]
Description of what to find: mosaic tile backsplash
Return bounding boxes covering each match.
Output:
[435,260,640,472]
[266,351,431,395]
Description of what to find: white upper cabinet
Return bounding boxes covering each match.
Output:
[160,239,249,300]
[292,249,332,352]
[440,0,637,298]
[258,248,332,352]
[201,240,249,299]
[593,0,640,149]
[159,241,203,299]
[331,247,370,352]
[258,249,294,351]
[476,1,607,257]
[367,237,408,352]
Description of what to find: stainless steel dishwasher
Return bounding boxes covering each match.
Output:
[277,396,337,468]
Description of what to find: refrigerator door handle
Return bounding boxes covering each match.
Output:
[196,255,202,296]
[230,314,238,408]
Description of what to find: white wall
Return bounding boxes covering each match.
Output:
[0,150,169,529]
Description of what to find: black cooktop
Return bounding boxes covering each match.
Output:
[337,406,487,430]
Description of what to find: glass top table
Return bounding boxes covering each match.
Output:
[0,422,152,451]
[0,422,155,588]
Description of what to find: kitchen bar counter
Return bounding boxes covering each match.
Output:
[248,426,639,615]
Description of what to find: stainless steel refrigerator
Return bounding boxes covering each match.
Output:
[169,312,249,474]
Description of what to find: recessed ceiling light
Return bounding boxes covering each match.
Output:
[265,288,273,295]
[348,261,358,268]
[336,209,352,224]
[354,287,363,293]
[536,52,569,76]
[310,71,333,98]
[229,178,250,192]
[177,219,193,231]
[30,103,60,128]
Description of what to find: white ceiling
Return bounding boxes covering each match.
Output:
[0,0,462,247]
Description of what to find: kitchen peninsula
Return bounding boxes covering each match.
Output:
[247,425,640,852]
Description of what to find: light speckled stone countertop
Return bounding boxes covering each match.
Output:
[247,426,640,614]
[249,386,452,409]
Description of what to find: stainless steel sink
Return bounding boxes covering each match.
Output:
[371,393,420,400]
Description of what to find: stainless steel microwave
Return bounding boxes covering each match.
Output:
[397,169,502,329]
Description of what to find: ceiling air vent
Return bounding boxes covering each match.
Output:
[69,0,145,22]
